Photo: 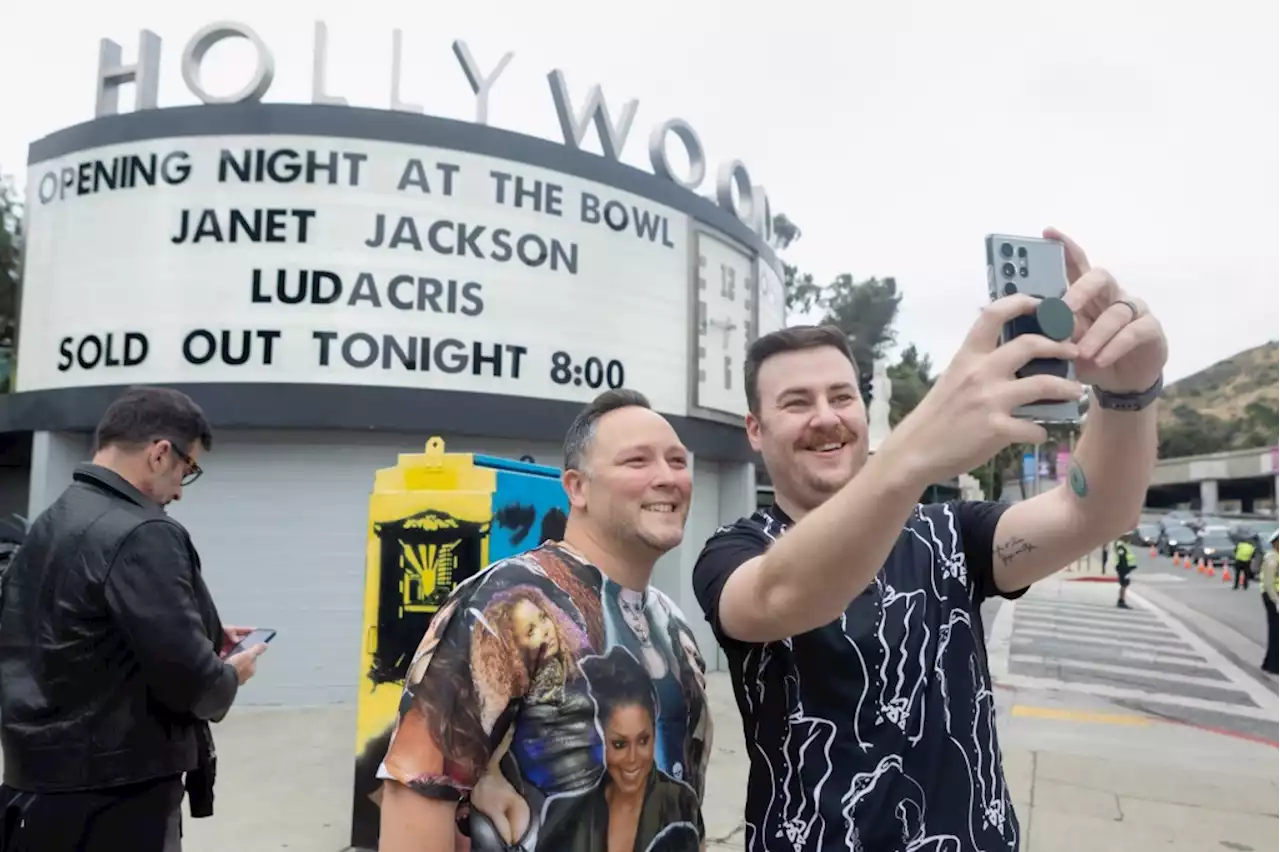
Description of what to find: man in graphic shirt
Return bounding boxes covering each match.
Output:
[693,231,1167,851]
[377,389,712,852]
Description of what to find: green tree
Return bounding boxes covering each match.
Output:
[0,172,21,392]
[771,213,820,314]
[771,212,902,401]
[0,172,20,347]
[887,343,933,428]
[821,274,902,394]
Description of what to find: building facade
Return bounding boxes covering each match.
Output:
[0,100,784,705]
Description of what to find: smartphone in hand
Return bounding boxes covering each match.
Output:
[984,233,1081,424]
[226,628,276,657]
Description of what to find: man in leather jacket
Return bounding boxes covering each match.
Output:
[0,386,268,852]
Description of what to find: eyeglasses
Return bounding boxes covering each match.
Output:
[162,440,204,486]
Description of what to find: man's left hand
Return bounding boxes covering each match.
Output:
[1049,227,1168,394]
[220,625,254,658]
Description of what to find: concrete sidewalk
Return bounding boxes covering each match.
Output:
[981,574,1278,852]
[4,572,1274,851]
[989,688,1278,852]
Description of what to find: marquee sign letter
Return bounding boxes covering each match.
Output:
[180,21,276,106]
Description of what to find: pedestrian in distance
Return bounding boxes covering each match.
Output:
[377,389,712,852]
[1259,529,1279,676]
[0,386,267,852]
[1114,538,1139,609]
[1232,535,1256,591]
[692,229,1167,851]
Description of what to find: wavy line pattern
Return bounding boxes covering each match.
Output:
[713,503,1021,851]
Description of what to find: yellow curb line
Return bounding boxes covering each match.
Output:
[1011,704,1152,727]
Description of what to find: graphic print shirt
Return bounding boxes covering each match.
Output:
[378,541,712,852]
[692,500,1024,852]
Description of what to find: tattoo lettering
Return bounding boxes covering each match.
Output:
[996,537,1037,567]
[1069,461,1089,498]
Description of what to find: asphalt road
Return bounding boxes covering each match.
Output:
[1127,548,1269,650]
[985,564,1280,744]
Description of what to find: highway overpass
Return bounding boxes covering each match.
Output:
[1146,446,1277,514]
[1000,445,1278,515]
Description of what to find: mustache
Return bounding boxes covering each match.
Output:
[797,427,856,449]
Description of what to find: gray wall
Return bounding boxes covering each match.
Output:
[23,429,755,706]
[164,430,563,706]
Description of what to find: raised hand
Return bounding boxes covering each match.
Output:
[1046,227,1167,393]
[883,293,1084,484]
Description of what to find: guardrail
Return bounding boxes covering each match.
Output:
[1141,508,1277,521]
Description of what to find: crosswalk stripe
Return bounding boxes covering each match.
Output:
[1007,653,1248,692]
[1014,613,1180,640]
[1013,628,1200,658]
[1127,590,1280,715]
[1117,647,1218,670]
[1016,600,1162,623]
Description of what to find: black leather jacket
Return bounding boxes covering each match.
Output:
[0,464,238,793]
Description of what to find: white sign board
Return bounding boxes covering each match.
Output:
[691,230,789,420]
[18,136,692,414]
[756,258,787,341]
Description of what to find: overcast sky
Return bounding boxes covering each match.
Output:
[2,0,1276,383]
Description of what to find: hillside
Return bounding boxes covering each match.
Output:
[1157,341,1279,458]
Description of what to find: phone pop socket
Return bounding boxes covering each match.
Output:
[1034,297,1075,343]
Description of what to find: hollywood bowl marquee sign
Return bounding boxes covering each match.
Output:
[92,20,773,242]
[12,18,787,431]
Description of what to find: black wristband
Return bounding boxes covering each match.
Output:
[1091,374,1163,412]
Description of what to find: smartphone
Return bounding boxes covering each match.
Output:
[984,233,1081,423]
[226,628,276,657]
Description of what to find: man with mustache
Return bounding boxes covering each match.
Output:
[377,389,712,852]
[692,230,1167,851]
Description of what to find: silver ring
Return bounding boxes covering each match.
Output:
[1115,299,1139,321]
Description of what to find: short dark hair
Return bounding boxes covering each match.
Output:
[563,388,651,472]
[94,386,214,454]
[744,325,856,414]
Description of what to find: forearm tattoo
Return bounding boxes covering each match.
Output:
[996,536,1037,567]
[1069,461,1089,498]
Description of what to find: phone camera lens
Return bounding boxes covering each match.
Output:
[1017,246,1028,259]
[1001,262,1016,278]
[1000,243,1014,259]
[1003,282,1018,296]
[1019,266,1029,278]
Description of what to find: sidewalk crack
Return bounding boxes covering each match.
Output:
[711,821,745,844]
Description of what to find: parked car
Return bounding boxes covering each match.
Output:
[1200,524,1233,541]
[1127,523,1162,547]
[1158,523,1197,557]
[1160,510,1197,532]
[1191,531,1237,568]
[1230,519,1276,545]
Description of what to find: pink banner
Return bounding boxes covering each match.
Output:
[1056,449,1071,481]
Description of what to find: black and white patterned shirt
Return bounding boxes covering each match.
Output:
[693,500,1026,852]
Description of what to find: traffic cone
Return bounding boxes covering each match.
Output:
[1222,564,1232,583]
[1173,553,1182,567]
[1198,559,1208,575]
[1150,546,1157,557]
